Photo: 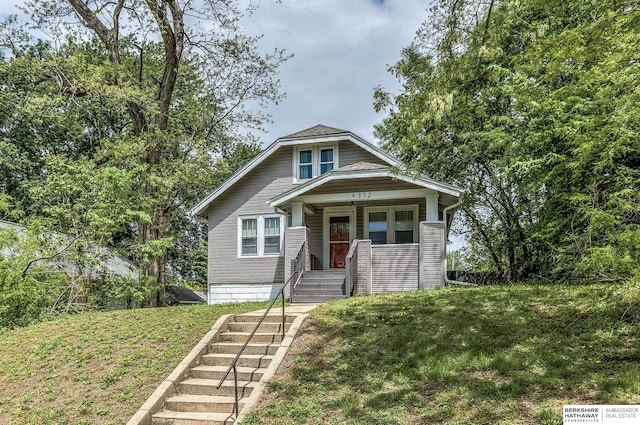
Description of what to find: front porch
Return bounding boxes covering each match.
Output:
[285,220,446,301]
[271,162,459,300]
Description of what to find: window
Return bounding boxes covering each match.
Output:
[241,218,258,255]
[368,211,387,244]
[395,210,414,244]
[364,205,419,244]
[299,149,312,180]
[320,148,334,174]
[294,145,338,181]
[238,215,283,256]
[264,217,281,254]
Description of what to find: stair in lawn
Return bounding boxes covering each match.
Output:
[291,270,347,303]
[150,313,294,425]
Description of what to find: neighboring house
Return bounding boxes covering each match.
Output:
[0,219,138,281]
[190,125,462,304]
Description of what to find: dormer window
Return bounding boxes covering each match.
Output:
[320,148,334,174]
[299,149,313,179]
[294,145,338,182]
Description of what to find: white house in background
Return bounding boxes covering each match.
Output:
[190,125,462,304]
[0,219,138,281]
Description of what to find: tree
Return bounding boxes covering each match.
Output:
[3,0,288,305]
[375,0,640,283]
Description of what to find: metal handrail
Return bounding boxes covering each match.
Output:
[345,239,359,298]
[216,241,306,418]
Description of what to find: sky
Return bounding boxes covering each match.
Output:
[0,0,430,147]
[236,0,430,146]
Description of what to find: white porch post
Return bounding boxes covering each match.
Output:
[291,201,305,227]
[425,194,440,221]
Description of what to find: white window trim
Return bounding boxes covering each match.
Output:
[292,144,339,183]
[363,205,420,244]
[237,214,285,258]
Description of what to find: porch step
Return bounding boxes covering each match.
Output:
[291,270,347,304]
[147,312,304,425]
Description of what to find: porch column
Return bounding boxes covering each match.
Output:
[356,239,372,295]
[425,194,440,221]
[291,201,305,227]
[419,221,445,289]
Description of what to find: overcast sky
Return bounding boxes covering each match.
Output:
[0,0,430,146]
[238,0,429,145]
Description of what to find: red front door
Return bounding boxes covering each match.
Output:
[329,215,350,268]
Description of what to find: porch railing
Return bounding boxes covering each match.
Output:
[216,241,306,419]
[345,239,359,298]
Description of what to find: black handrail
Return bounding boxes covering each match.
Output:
[216,241,306,418]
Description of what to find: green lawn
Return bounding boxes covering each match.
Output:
[243,284,640,425]
[0,302,268,425]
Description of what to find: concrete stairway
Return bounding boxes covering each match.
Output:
[291,270,347,303]
[149,313,295,425]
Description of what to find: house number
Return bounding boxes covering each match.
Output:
[351,192,372,199]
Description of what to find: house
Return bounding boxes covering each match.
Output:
[0,219,138,281]
[190,125,462,304]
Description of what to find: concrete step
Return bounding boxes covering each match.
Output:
[291,294,347,304]
[178,378,256,397]
[164,394,245,413]
[296,280,344,288]
[219,331,283,344]
[208,342,279,356]
[304,270,346,276]
[191,365,266,381]
[293,287,344,296]
[299,277,345,284]
[233,314,295,323]
[226,321,289,333]
[201,353,273,368]
[152,410,235,425]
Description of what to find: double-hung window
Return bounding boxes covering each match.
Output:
[238,215,283,256]
[364,205,419,244]
[320,148,334,174]
[298,149,313,180]
[294,145,337,181]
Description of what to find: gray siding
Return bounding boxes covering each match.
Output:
[304,212,323,268]
[338,140,388,167]
[208,146,294,285]
[420,222,445,289]
[284,226,308,283]
[371,244,419,293]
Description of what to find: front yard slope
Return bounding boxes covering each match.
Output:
[0,302,267,425]
[243,285,640,425]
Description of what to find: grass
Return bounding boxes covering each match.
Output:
[0,301,268,425]
[243,284,640,425]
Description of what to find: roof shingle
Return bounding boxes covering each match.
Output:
[280,124,348,139]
